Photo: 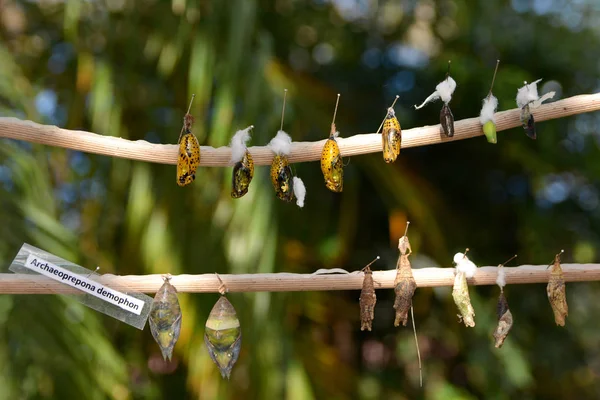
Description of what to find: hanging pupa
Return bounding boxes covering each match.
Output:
[480,60,500,144]
[149,275,182,361]
[393,222,417,327]
[520,104,535,139]
[391,222,423,386]
[205,276,242,379]
[320,94,344,192]
[269,131,294,202]
[547,250,568,326]
[414,61,456,137]
[267,90,307,208]
[452,249,477,327]
[177,95,201,187]
[230,126,255,198]
[492,255,517,348]
[376,96,401,163]
[359,256,380,331]
[515,79,556,140]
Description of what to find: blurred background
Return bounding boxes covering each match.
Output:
[1,0,600,398]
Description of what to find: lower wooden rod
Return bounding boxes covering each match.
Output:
[1,264,599,294]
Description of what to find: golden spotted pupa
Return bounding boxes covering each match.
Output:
[176,95,200,187]
[377,96,401,163]
[230,126,255,198]
[232,151,254,198]
[320,94,343,192]
[270,154,294,202]
[269,89,295,202]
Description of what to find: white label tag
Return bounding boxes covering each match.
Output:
[23,254,145,315]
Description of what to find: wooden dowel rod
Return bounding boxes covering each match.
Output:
[1,264,599,294]
[0,93,598,167]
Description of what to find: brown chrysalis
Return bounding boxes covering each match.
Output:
[516,80,555,140]
[393,223,417,327]
[520,103,536,139]
[440,103,455,137]
[492,255,517,348]
[493,291,513,348]
[547,250,568,326]
[414,61,456,138]
[359,257,380,331]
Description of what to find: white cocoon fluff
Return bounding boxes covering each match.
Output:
[479,94,498,124]
[453,252,477,278]
[516,79,541,108]
[268,130,292,156]
[496,266,506,288]
[414,76,457,109]
[516,79,556,108]
[293,177,306,208]
[229,126,253,164]
[534,91,556,108]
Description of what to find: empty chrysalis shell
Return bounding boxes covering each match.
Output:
[359,266,376,331]
[452,271,475,327]
[393,251,416,327]
[270,154,294,202]
[520,104,536,140]
[149,277,182,361]
[177,114,201,187]
[320,124,343,192]
[382,108,401,163]
[440,103,455,137]
[398,234,412,256]
[493,291,513,348]
[205,296,242,379]
[232,150,254,198]
[547,253,568,326]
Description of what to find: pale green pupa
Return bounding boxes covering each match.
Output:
[149,275,182,361]
[204,296,242,379]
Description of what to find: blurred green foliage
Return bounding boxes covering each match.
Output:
[1,0,600,398]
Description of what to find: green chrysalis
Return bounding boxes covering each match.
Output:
[149,275,182,361]
[483,120,497,144]
[204,296,242,379]
[480,60,500,144]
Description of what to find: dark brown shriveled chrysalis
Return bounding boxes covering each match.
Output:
[492,255,516,347]
[520,103,536,139]
[440,103,455,137]
[493,291,513,348]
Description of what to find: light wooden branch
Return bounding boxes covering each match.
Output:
[1,93,599,166]
[1,264,599,294]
